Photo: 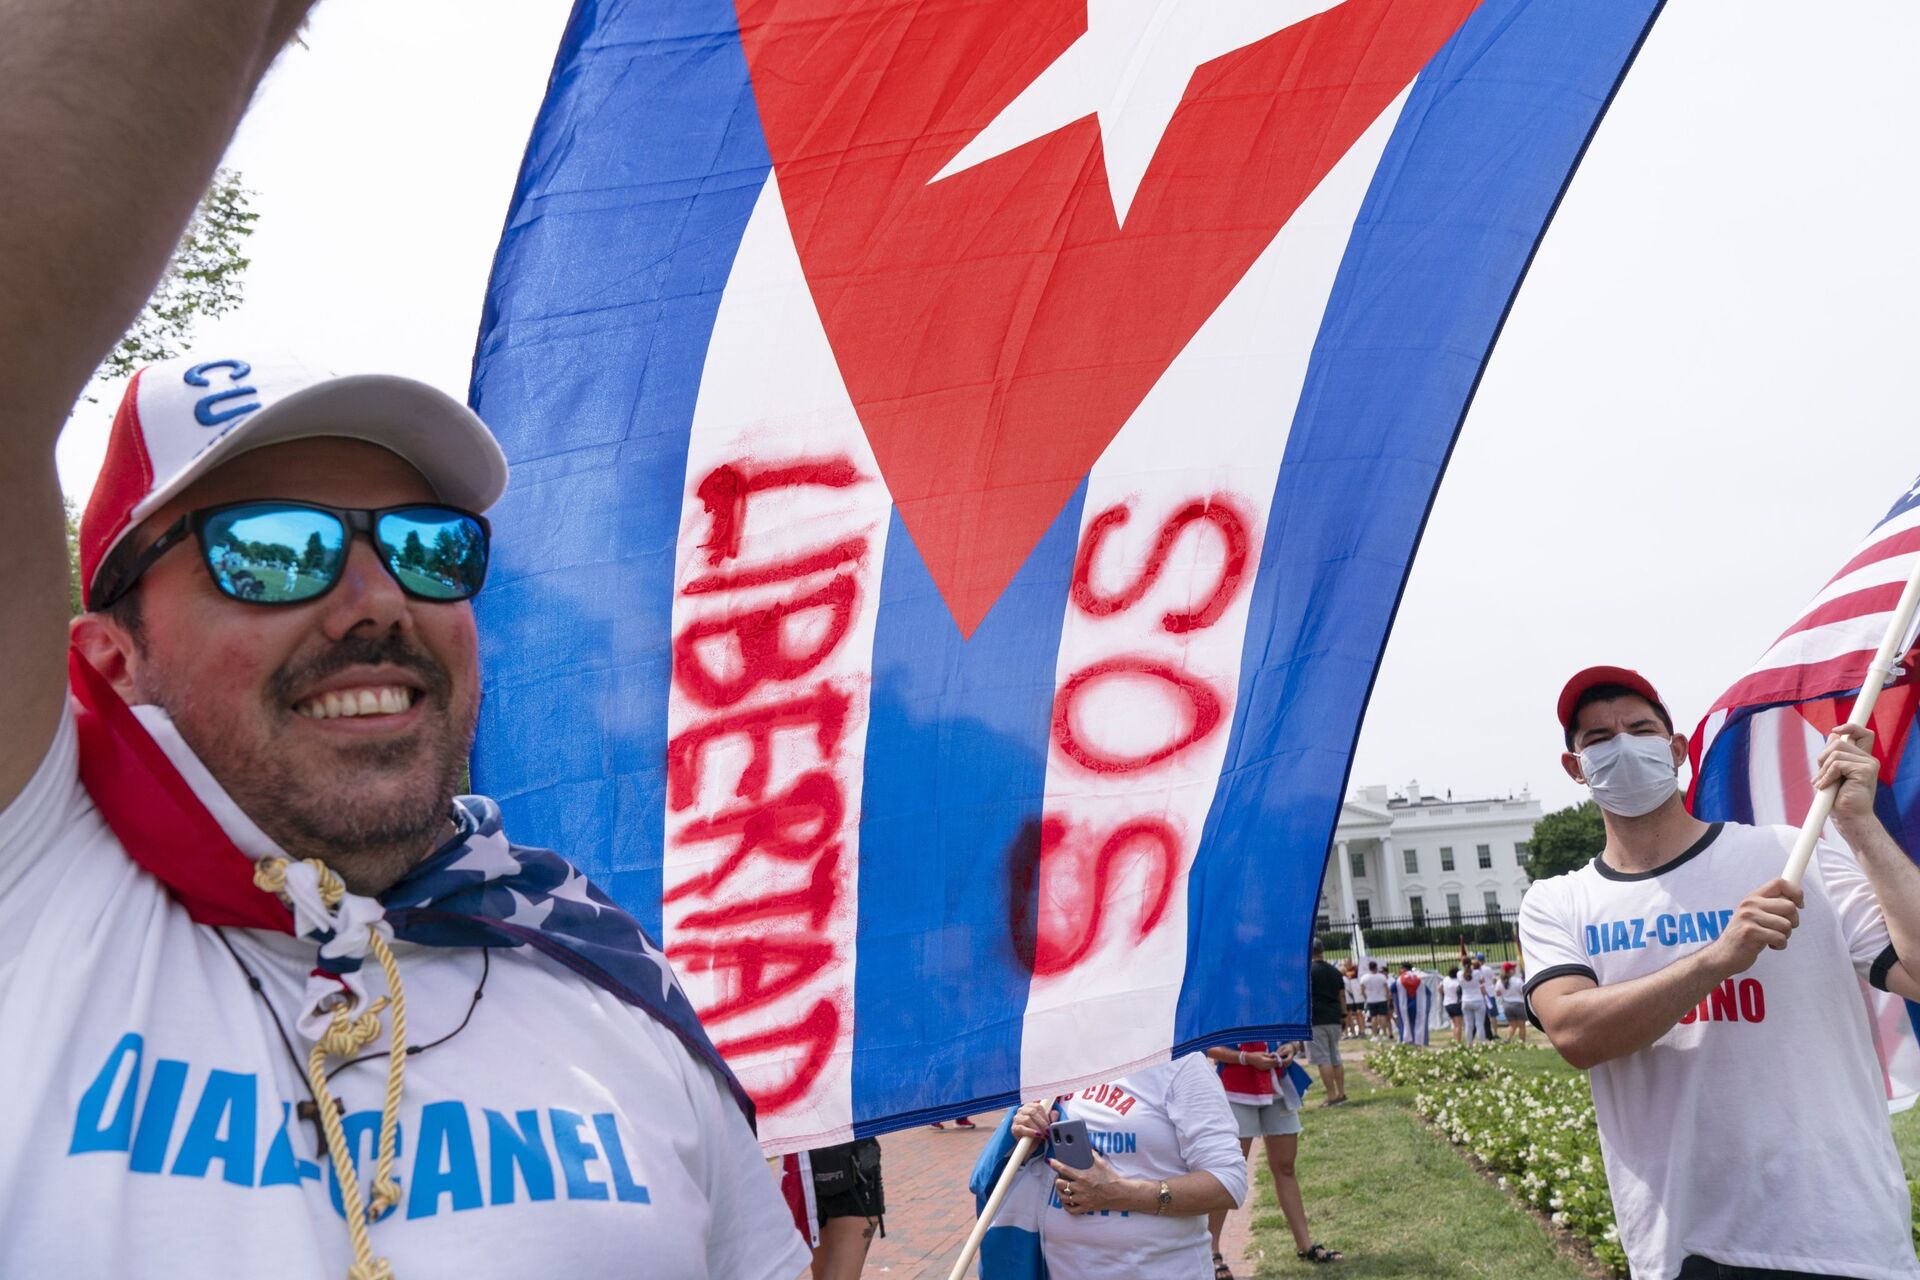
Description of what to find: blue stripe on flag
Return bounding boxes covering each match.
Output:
[852,489,1086,1130]
[1692,712,1757,825]
[468,3,770,938]
[1174,0,1668,1049]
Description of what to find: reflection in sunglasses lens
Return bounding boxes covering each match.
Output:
[378,508,488,601]
[204,505,345,604]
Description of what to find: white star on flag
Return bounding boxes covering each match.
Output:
[548,867,605,915]
[502,888,555,931]
[636,930,680,1003]
[931,0,1347,225]
[444,833,522,880]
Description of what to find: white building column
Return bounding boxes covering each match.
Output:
[1334,839,1358,927]
[1380,835,1402,919]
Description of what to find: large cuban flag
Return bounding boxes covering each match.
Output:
[469,0,1665,1151]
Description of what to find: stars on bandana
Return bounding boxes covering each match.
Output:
[443,830,522,880]
[370,796,749,1121]
[548,867,605,916]
[502,887,555,931]
[634,928,681,1004]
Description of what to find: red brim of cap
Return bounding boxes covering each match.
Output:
[1557,665,1667,735]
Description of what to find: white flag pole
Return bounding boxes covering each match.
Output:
[1781,550,1920,886]
[946,1130,1038,1280]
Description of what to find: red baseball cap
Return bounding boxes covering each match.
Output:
[1557,665,1669,744]
[80,352,508,610]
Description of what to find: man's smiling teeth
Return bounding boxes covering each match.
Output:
[294,687,415,720]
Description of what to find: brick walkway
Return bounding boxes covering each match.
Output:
[861,1113,1261,1277]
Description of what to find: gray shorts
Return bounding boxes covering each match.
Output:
[1230,1099,1302,1138]
[1310,1024,1343,1065]
[1504,1000,1527,1023]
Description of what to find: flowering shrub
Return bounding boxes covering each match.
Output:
[1370,1043,1627,1275]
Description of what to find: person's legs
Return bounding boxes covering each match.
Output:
[1450,1011,1462,1043]
[1264,1132,1312,1254]
[810,1215,877,1280]
[1311,1026,1347,1103]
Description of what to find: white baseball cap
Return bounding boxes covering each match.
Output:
[80,352,508,609]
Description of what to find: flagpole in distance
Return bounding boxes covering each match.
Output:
[946,1131,1039,1280]
[1781,550,1920,886]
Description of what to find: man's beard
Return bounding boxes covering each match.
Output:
[149,634,475,898]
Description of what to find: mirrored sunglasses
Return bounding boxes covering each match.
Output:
[91,499,491,610]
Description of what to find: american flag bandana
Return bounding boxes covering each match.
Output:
[67,648,755,1125]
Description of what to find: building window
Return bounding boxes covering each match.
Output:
[1408,895,1424,924]
[1515,841,1532,865]
[1402,847,1418,875]
[1484,890,1501,913]
[1477,843,1493,869]
[1350,849,1366,879]
[1316,914,1331,933]
[1356,900,1372,929]
[1446,893,1462,924]
[1440,846,1455,872]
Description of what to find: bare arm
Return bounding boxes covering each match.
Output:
[1054,1165,1237,1217]
[0,0,315,811]
[1531,877,1801,1070]
[1820,725,1920,1000]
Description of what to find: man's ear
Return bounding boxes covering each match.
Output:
[1561,749,1586,786]
[69,612,142,702]
[1670,730,1689,771]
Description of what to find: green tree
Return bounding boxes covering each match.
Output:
[400,530,426,569]
[1525,800,1606,880]
[301,532,326,572]
[95,168,259,387]
[64,497,83,616]
[429,528,459,577]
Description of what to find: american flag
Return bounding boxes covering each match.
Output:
[1694,476,1920,729]
[1690,472,1920,1111]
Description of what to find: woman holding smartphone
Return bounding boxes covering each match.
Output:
[1008,1055,1246,1280]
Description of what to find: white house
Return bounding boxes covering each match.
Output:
[1317,780,1542,930]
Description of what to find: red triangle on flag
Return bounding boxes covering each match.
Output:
[737,0,1484,634]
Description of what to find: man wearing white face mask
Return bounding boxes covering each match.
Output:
[1521,666,1920,1280]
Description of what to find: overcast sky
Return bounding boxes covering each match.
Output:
[56,0,1920,817]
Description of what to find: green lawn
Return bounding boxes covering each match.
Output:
[1244,1047,1594,1279]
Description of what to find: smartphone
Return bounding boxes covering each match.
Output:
[1047,1119,1096,1170]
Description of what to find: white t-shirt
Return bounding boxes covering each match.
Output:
[1343,976,1361,1004]
[0,708,810,1279]
[1459,970,1486,1007]
[1357,971,1390,1004]
[1520,821,1919,1280]
[1039,1055,1248,1280]
[1440,976,1462,1005]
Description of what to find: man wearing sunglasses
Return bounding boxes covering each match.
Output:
[0,3,810,1277]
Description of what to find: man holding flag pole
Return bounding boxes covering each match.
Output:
[1523,655,1920,1279]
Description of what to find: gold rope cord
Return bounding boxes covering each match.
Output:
[255,857,409,1280]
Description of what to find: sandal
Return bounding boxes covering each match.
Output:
[1297,1243,1343,1264]
[1213,1250,1236,1279]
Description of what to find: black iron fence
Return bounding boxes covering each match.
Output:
[1314,910,1522,970]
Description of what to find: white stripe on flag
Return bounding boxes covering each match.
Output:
[1745,612,1895,678]
[662,173,892,1152]
[1018,89,1414,1093]
[1799,545,1917,617]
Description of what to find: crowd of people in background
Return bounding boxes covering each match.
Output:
[1339,952,1528,1045]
